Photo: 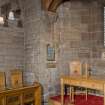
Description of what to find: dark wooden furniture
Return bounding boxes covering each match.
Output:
[0,83,41,105]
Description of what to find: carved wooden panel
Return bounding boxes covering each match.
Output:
[6,95,20,105]
[23,89,34,104]
[0,97,5,105]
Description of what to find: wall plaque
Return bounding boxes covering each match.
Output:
[47,44,55,61]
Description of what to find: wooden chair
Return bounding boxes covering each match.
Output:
[23,74,35,105]
[6,94,21,105]
[0,72,6,105]
[10,70,35,105]
[69,61,90,103]
[0,97,6,105]
[6,70,23,105]
[23,88,34,105]
[69,61,82,102]
[10,69,23,88]
[0,72,6,90]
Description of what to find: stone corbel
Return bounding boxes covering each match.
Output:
[45,11,58,24]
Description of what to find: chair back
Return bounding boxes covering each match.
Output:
[11,70,23,88]
[0,72,5,91]
[69,61,82,76]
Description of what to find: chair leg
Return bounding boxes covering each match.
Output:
[86,88,88,101]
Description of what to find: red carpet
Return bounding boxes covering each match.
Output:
[50,95,103,105]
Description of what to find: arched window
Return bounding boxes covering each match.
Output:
[8,11,15,20]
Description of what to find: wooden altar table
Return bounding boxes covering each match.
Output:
[61,76,105,105]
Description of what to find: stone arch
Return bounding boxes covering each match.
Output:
[48,0,70,12]
[46,0,105,12]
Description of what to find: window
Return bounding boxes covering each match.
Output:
[8,11,15,20]
[0,17,4,24]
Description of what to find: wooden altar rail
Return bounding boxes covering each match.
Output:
[61,76,105,105]
[0,83,41,105]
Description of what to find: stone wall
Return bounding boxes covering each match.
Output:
[56,1,104,76]
[22,0,104,102]
[22,0,59,99]
[22,0,41,81]
[0,26,24,86]
[39,1,104,99]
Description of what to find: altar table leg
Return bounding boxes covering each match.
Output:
[61,79,64,105]
[71,87,74,102]
[86,88,88,101]
[104,85,105,105]
[70,86,74,104]
[70,87,72,101]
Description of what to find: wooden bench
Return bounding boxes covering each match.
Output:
[0,70,41,105]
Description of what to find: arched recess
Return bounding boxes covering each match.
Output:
[0,0,23,27]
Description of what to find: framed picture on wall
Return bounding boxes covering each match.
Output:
[47,44,55,61]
